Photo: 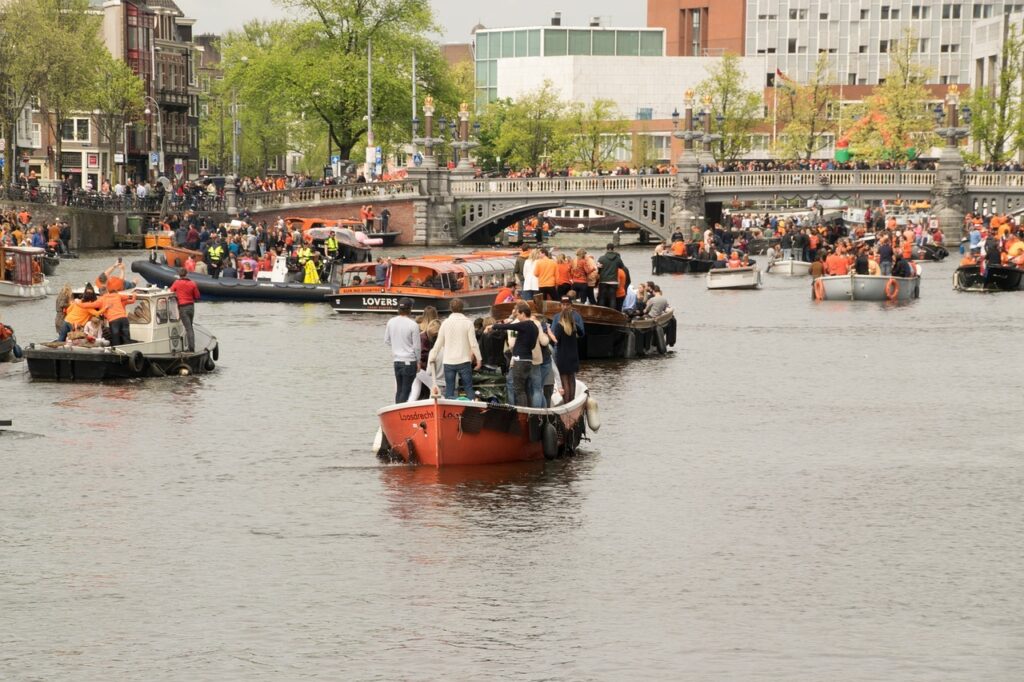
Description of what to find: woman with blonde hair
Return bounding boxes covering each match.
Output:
[54,283,73,336]
[521,249,540,302]
[417,305,438,332]
[551,296,583,402]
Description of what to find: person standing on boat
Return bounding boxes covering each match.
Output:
[534,249,558,301]
[486,302,539,407]
[521,249,540,302]
[206,237,225,278]
[169,268,200,352]
[384,298,422,404]
[427,299,481,400]
[597,243,627,309]
[551,296,583,403]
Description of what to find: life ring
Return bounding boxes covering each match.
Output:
[812,278,825,301]
[127,351,144,373]
[654,326,668,355]
[885,277,899,301]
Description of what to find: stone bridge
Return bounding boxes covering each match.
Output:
[233,167,1024,245]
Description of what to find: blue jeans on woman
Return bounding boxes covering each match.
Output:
[528,359,548,408]
[443,361,474,399]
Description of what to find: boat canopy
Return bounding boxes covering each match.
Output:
[390,256,517,276]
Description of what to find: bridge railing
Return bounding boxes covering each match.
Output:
[701,170,936,191]
[964,172,1024,188]
[452,175,677,196]
[238,180,421,212]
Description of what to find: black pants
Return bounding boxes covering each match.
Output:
[393,361,416,404]
[179,303,195,351]
[597,283,617,309]
[557,283,572,299]
[109,317,130,346]
[509,359,532,406]
[539,286,558,301]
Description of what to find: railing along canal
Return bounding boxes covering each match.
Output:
[238,179,421,211]
[451,175,677,196]
[700,170,936,191]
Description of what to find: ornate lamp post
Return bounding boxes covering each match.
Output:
[671,89,701,174]
[931,84,972,241]
[698,95,723,167]
[934,84,971,148]
[412,95,445,169]
[453,102,480,172]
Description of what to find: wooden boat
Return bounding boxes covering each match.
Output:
[541,207,624,233]
[143,230,175,249]
[157,244,204,269]
[285,216,400,247]
[953,264,1023,292]
[813,273,921,301]
[0,246,51,300]
[915,243,949,262]
[492,299,676,360]
[707,265,762,290]
[329,253,517,313]
[651,253,718,275]
[23,287,219,381]
[766,259,812,276]
[377,380,593,466]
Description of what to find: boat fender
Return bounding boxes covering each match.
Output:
[128,351,144,373]
[542,421,559,460]
[585,396,601,432]
[885,277,899,301]
[179,366,191,376]
[373,427,392,460]
[528,415,543,443]
[203,356,216,372]
[654,326,668,355]
[212,344,219,362]
[550,391,564,407]
[813,278,825,301]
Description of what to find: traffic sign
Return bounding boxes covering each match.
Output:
[331,155,340,164]
[412,152,423,167]
[375,146,382,162]
[149,151,160,166]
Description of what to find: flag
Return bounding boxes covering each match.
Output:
[775,68,795,92]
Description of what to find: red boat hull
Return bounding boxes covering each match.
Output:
[378,389,589,467]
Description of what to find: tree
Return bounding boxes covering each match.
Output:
[848,30,936,164]
[488,80,565,171]
[775,53,836,161]
[0,0,55,183]
[38,1,106,181]
[967,22,1024,164]
[561,99,628,172]
[91,53,146,183]
[695,53,763,165]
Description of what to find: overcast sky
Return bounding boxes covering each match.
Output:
[174,0,647,42]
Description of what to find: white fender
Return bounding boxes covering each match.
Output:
[372,427,383,454]
[585,396,601,432]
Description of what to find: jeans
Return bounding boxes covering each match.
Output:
[57,321,71,342]
[528,361,546,408]
[179,304,195,352]
[109,317,130,346]
[393,361,416,404]
[782,248,793,261]
[508,359,532,406]
[443,361,473,399]
[881,262,893,276]
[597,283,617,309]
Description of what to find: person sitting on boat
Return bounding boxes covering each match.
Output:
[654,241,667,256]
[220,255,239,279]
[670,239,687,257]
[485,302,539,407]
[825,248,851,276]
[854,246,871,275]
[891,255,914,279]
[726,251,743,269]
[239,252,259,280]
[57,284,103,342]
[644,286,670,318]
[867,249,881,276]
[494,280,518,305]
[81,316,109,347]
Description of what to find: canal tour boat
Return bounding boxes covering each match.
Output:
[0,246,51,300]
[329,253,518,313]
[23,287,219,381]
[376,379,595,466]
[706,264,762,290]
[491,299,676,360]
[812,272,921,301]
[953,263,1023,292]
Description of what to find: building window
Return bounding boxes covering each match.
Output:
[881,6,891,19]
[859,45,868,53]
[788,38,797,54]
[788,8,807,20]
[616,30,640,56]
[940,43,960,53]
[879,40,892,53]
[568,30,590,55]
[917,39,930,52]
[942,4,961,19]
[690,9,701,56]
[820,12,829,20]
[592,30,615,55]
[973,4,993,18]
[911,5,931,19]
[61,118,90,143]
[860,9,870,19]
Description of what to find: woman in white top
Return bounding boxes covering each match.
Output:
[521,249,540,301]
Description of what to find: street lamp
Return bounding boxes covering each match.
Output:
[412,95,445,168]
[452,102,481,172]
[934,85,971,148]
[143,95,164,180]
[671,89,702,173]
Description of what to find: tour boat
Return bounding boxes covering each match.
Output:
[0,246,51,300]
[812,273,921,301]
[376,381,594,467]
[706,265,762,290]
[23,287,219,381]
[491,299,676,360]
[329,253,518,313]
[541,207,624,233]
[953,263,1023,292]
[651,253,716,275]
[766,259,812,276]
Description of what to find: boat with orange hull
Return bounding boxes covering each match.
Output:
[143,230,175,249]
[156,244,203,269]
[377,381,593,467]
[329,252,518,313]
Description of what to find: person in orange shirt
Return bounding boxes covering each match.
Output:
[825,250,850,275]
[555,253,572,299]
[98,284,137,346]
[615,267,627,311]
[670,239,686,256]
[533,249,558,300]
[726,251,742,269]
[58,285,103,342]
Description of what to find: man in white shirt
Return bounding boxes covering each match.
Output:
[427,299,481,399]
[384,297,421,403]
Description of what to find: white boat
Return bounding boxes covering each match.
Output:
[0,246,51,299]
[706,266,762,290]
[813,273,920,302]
[767,259,812,276]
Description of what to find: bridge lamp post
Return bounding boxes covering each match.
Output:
[453,102,480,172]
[670,89,701,174]
[412,95,444,169]
[933,85,971,150]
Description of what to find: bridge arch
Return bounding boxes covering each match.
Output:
[454,197,671,244]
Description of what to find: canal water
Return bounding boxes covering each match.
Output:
[2,244,1022,680]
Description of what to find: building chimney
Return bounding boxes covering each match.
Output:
[551,12,562,26]
[589,16,601,27]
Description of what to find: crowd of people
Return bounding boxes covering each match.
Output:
[0,206,71,253]
[960,213,1024,269]
[53,261,141,347]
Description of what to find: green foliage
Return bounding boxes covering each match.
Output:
[561,99,629,172]
[485,81,566,171]
[695,53,763,165]
[775,53,836,161]
[848,30,936,163]
[967,23,1024,164]
[90,53,146,181]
